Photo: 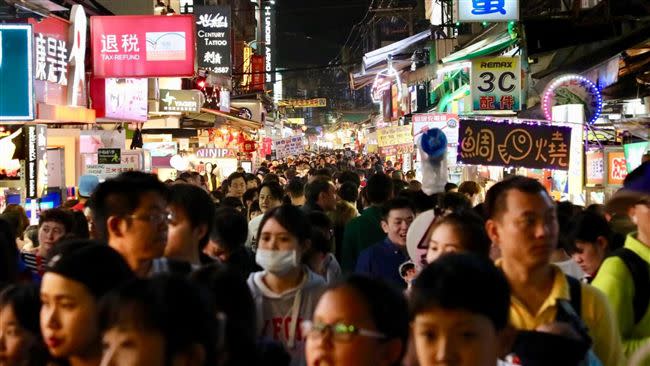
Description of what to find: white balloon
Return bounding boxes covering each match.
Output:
[170,155,189,171]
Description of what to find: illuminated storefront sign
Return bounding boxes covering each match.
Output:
[91,15,195,77]
[262,2,276,84]
[457,0,519,22]
[195,6,232,75]
[0,25,34,121]
[542,74,603,125]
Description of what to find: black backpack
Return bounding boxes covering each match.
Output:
[610,248,650,325]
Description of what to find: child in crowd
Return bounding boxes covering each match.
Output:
[410,253,512,366]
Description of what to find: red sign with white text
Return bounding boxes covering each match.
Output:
[91,15,195,78]
[251,55,265,92]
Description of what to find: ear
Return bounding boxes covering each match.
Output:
[379,338,404,366]
[627,205,638,224]
[194,223,209,242]
[485,219,499,247]
[381,220,390,234]
[595,236,609,251]
[106,215,125,240]
[497,325,518,359]
[172,344,206,366]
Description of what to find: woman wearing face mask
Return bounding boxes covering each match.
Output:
[40,241,134,366]
[247,204,326,366]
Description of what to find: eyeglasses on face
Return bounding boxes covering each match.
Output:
[301,320,386,342]
[125,211,175,225]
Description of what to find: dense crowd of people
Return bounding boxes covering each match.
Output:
[0,150,649,366]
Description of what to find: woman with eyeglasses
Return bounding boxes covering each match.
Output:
[304,275,409,366]
[247,205,326,366]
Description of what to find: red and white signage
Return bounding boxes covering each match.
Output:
[91,15,195,78]
[28,5,87,107]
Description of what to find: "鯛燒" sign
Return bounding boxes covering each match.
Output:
[458,119,571,171]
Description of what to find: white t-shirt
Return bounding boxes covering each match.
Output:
[554,259,587,280]
[246,214,264,250]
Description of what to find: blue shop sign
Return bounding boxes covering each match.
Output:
[457,0,519,22]
[0,24,34,121]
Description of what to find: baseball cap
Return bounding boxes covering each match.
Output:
[607,161,650,215]
[78,174,100,198]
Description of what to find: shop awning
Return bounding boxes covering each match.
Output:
[350,29,432,90]
[363,30,432,70]
[201,108,262,130]
[441,23,519,64]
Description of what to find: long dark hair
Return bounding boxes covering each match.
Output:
[257,204,311,249]
[0,218,19,289]
[0,284,50,365]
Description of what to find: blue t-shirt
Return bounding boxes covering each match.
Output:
[355,238,409,289]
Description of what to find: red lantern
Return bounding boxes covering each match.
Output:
[243,141,256,153]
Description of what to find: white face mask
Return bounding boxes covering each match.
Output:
[255,248,299,276]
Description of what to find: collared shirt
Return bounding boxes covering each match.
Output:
[593,233,650,357]
[355,238,409,289]
[497,262,625,366]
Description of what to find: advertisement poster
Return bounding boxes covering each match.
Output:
[259,137,273,158]
[195,6,231,75]
[412,113,460,147]
[105,78,148,121]
[458,119,572,171]
[25,125,47,198]
[471,57,521,111]
[457,0,519,22]
[274,136,304,159]
[585,150,604,186]
[413,113,459,166]
[159,89,204,113]
[377,125,413,147]
[624,141,648,172]
[0,127,25,180]
[91,15,195,78]
[0,25,34,121]
[29,16,69,106]
[607,150,627,186]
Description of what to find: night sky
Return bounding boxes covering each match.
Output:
[277,0,369,67]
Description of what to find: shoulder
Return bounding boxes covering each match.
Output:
[593,256,632,286]
[580,281,616,321]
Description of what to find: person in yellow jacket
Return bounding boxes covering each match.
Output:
[484,176,625,366]
[593,161,650,357]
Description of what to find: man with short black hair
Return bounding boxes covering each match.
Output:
[162,183,215,268]
[302,178,337,214]
[286,178,306,206]
[89,171,170,277]
[485,176,623,366]
[226,172,247,200]
[341,173,394,271]
[355,198,414,288]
